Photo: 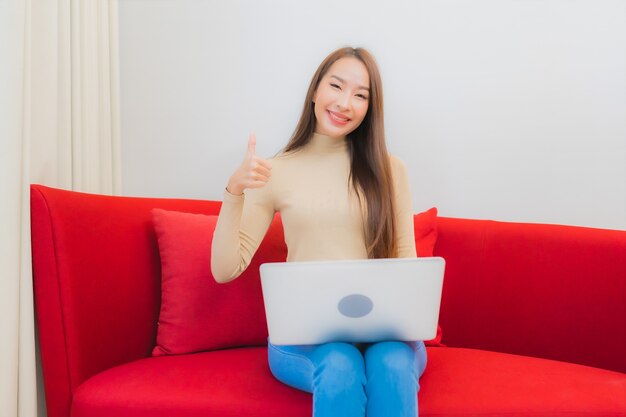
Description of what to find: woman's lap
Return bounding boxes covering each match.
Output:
[267,339,427,394]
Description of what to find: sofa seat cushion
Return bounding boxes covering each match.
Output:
[72,347,626,417]
[72,347,310,417]
[420,347,626,416]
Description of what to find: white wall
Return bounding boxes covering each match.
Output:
[119,0,626,230]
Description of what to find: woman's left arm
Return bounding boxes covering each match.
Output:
[390,156,418,258]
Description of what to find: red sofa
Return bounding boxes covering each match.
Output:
[30,184,626,417]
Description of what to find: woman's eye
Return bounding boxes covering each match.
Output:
[330,83,341,90]
[356,94,368,100]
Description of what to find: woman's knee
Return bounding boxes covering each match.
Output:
[313,343,364,372]
[311,343,366,388]
[365,341,416,376]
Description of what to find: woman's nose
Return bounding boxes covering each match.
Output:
[336,93,350,110]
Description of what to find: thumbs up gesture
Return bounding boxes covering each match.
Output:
[226,133,272,196]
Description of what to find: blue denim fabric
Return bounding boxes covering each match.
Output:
[268,340,427,417]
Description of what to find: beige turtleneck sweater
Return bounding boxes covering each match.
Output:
[211,132,417,283]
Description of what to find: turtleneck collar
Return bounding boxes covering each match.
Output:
[307,132,348,154]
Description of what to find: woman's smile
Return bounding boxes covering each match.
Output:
[327,110,351,125]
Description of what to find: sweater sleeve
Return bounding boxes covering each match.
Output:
[391,156,418,258]
[210,183,275,283]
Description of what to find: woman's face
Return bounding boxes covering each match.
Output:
[313,57,370,138]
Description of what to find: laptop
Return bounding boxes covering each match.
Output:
[259,257,445,345]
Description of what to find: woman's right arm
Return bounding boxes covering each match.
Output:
[210,134,274,283]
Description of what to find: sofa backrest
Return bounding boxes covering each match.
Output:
[434,216,626,374]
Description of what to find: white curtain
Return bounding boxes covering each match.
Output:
[0,1,121,416]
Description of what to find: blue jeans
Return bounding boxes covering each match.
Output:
[268,340,427,417]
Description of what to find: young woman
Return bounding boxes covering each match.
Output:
[211,47,427,417]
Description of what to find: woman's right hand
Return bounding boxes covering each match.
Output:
[226,133,272,196]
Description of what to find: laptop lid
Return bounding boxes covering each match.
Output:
[260,257,445,345]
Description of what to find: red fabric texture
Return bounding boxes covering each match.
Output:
[72,346,626,417]
[419,347,626,416]
[151,209,286,355]
[413,207,438,257]
[72,348,310,417]
[31,187,73,417]
[151,207,442,356]
[434,217,626,373]
[30,185,222,404]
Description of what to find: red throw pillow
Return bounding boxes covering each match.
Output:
[414,207,438,257]
[151,209,286,356]
[151,206,442,356]
[413,207,444,346]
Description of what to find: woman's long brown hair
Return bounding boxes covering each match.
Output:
[282,47,397,259]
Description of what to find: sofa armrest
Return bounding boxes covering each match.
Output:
[31,185,222,417]
[435,217,626,373]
